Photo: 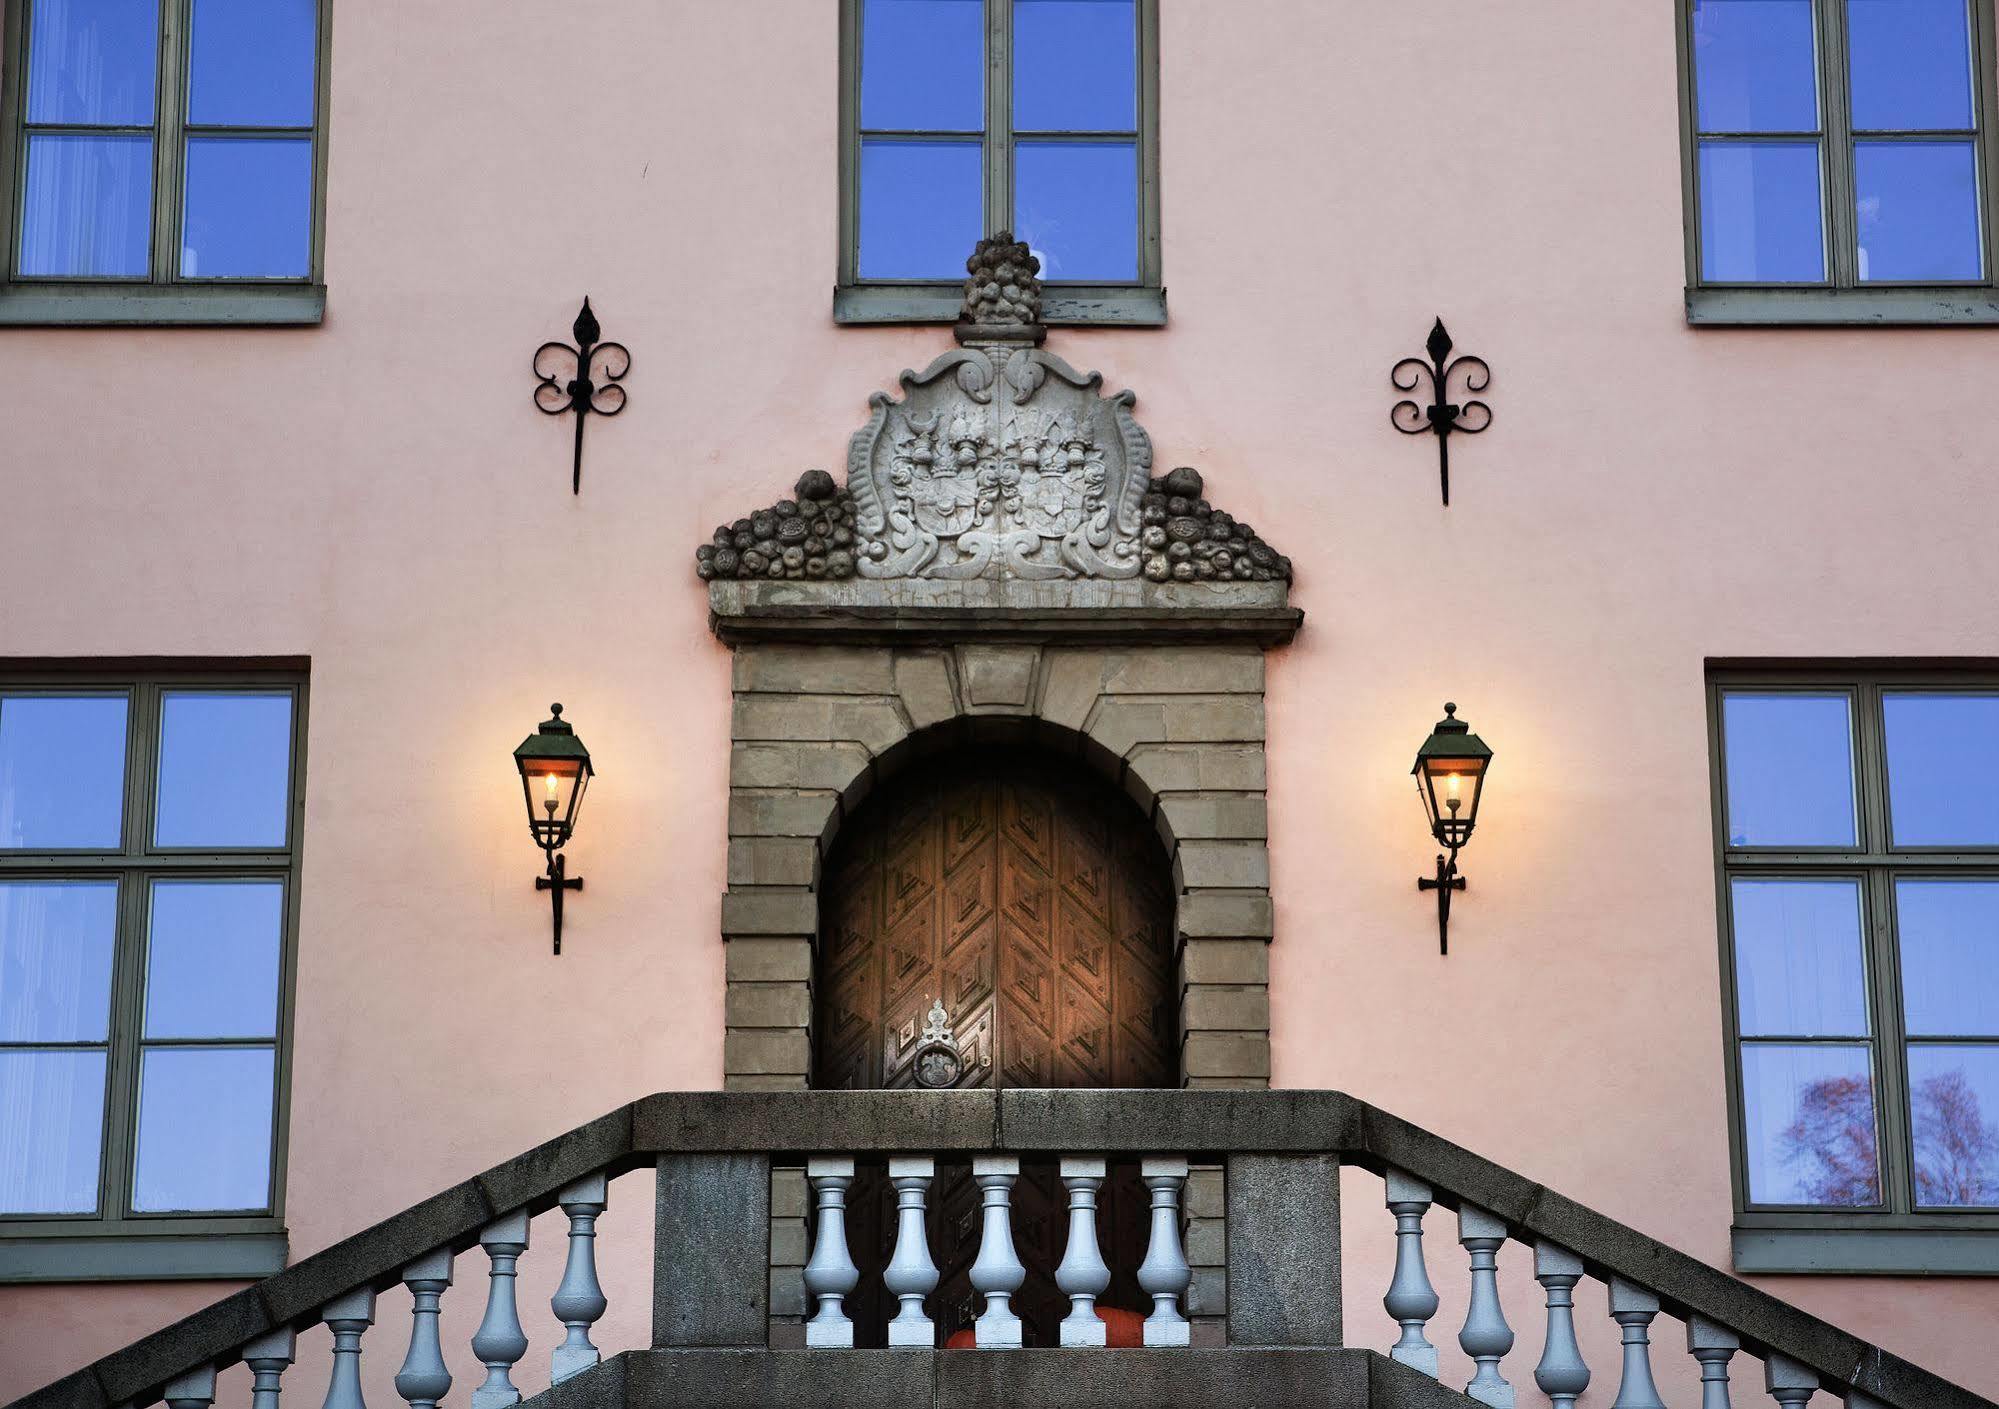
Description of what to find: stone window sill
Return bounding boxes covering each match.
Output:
[1732,1223,1999,1275]
[834,282,1166,327]
[0,1230,288,1282]
[1687,286,1999,326]
[0,283,326,327]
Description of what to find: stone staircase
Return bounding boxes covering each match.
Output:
[8,1091,1993,1409]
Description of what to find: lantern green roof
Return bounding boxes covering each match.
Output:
[1411,702,1492,773]
[514,703,594,770]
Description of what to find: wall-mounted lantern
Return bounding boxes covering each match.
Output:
[1412,702,1492,956]
[514,703,591,954]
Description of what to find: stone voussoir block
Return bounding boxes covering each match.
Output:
[727,836,820,888]
[732,644,896,696]
[1177,891,1274,939]
[892,649,960,731]
[723,1028,811,1077]
[720,889,818,938]
[956,644,1040,709]
[1036,648,1117,730]
[1103,647,1264,696]
[1085,698,1170,758]
[1156,792,1269,842]
[1173,841,1271,891]
[729,741,872,794]
[1180,984,1271,1033]
[732,695,909,756]
[1182,1031,1273,1081]
[725,982,813,1030]
[1178,937,1271,986]
[724,936,814,983]
[1160,696,1266,743]
[728,789,840,841]
[1129,742,1267,793]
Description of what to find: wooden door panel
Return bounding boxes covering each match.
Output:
[816,752,1175,1346]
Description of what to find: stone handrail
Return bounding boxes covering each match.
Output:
[9,1091,1990,1409]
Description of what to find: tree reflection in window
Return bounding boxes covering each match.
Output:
[1781,1069,1999,1207]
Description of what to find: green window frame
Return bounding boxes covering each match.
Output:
[1675,0,1999,325]
[0,0,330,327]
[0,665,306,1282]
[1709,667,1999,1275]
[834,0,1163,327]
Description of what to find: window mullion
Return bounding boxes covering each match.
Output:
[987,0,1011,238]
[151,0,190,285]
[1820,0,1859,286]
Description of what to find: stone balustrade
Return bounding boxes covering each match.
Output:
[10,1092,1987,1409]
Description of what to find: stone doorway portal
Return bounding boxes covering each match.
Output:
[815,749,1175,1345]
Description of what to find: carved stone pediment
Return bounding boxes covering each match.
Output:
[695,236,1292,597]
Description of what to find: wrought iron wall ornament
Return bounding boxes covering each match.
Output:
[533,297,630,495]
[1391,318,1492,506]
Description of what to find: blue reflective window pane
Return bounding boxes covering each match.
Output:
[1885,694,1999,844]
[155,692,293,848]
[1909,1045,1999,1206]
[1847,0,1973,130]
[1740,1043,1879,1205]
[1699,142,1825,282]
[1014,0,1135,132]
[1731,879,1869,1037]
[1015,140,1137,282]
[26,0,158,125]
[0,882,117,1043]
[0,1049,106,1214]
[858,139,982,279]
[0,694,127,849]
[179,137,312,278]
[188,0,315,127]
[1691,0,1819,132]
[19,134,152,277]
[145,881,283,1040]
[1855,141,1983,282]
[1897,880,1999,1036]
[132,1046,274,1211]
[1721,693,1855,846]
[860,0,983,132]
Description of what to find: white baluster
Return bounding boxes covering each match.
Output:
[969,1155,1025,1349]
[884,1156,938,1348]
[1765,1354,1819,1409]
[1056,1157,1111,1347]
[164,1365,215,1409]
[395,1249,453,1409]
[1532,1243,1590,1409]
[550,1173,609,1384]
[1138,1156,1191,1348]
[1383,1172,1440,1377]
[243,1328,295,1409]
[803,1157,859,1348]
[470,1211,531,1409]
[321,1288,376,1409]
[1609,1279,1666,1409]
[1457,1206,1515,1409]
[1688,1317,1739,1409]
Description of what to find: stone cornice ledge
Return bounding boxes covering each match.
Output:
[707,578,1303,646]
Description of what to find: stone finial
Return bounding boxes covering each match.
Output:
[957,232,1044,342]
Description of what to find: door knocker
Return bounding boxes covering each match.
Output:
[911,999,963,1089]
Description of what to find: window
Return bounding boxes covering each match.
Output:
[1710,670,1999,1274]
[836,0,1162,326]
[1677,0,1999,324]
[0,670,304,1281]
[0,0,327,326]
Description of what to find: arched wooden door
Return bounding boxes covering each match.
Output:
[814,750,1177,1345]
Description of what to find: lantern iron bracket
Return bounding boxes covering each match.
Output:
[1391,317,1492,506]
[537,849,584,955]
[533,297,630,495]
[1417,847,1465,956]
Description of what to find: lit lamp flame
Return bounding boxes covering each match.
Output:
[542,772,560,817]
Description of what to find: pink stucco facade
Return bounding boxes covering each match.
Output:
[3,0,1998,1402]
